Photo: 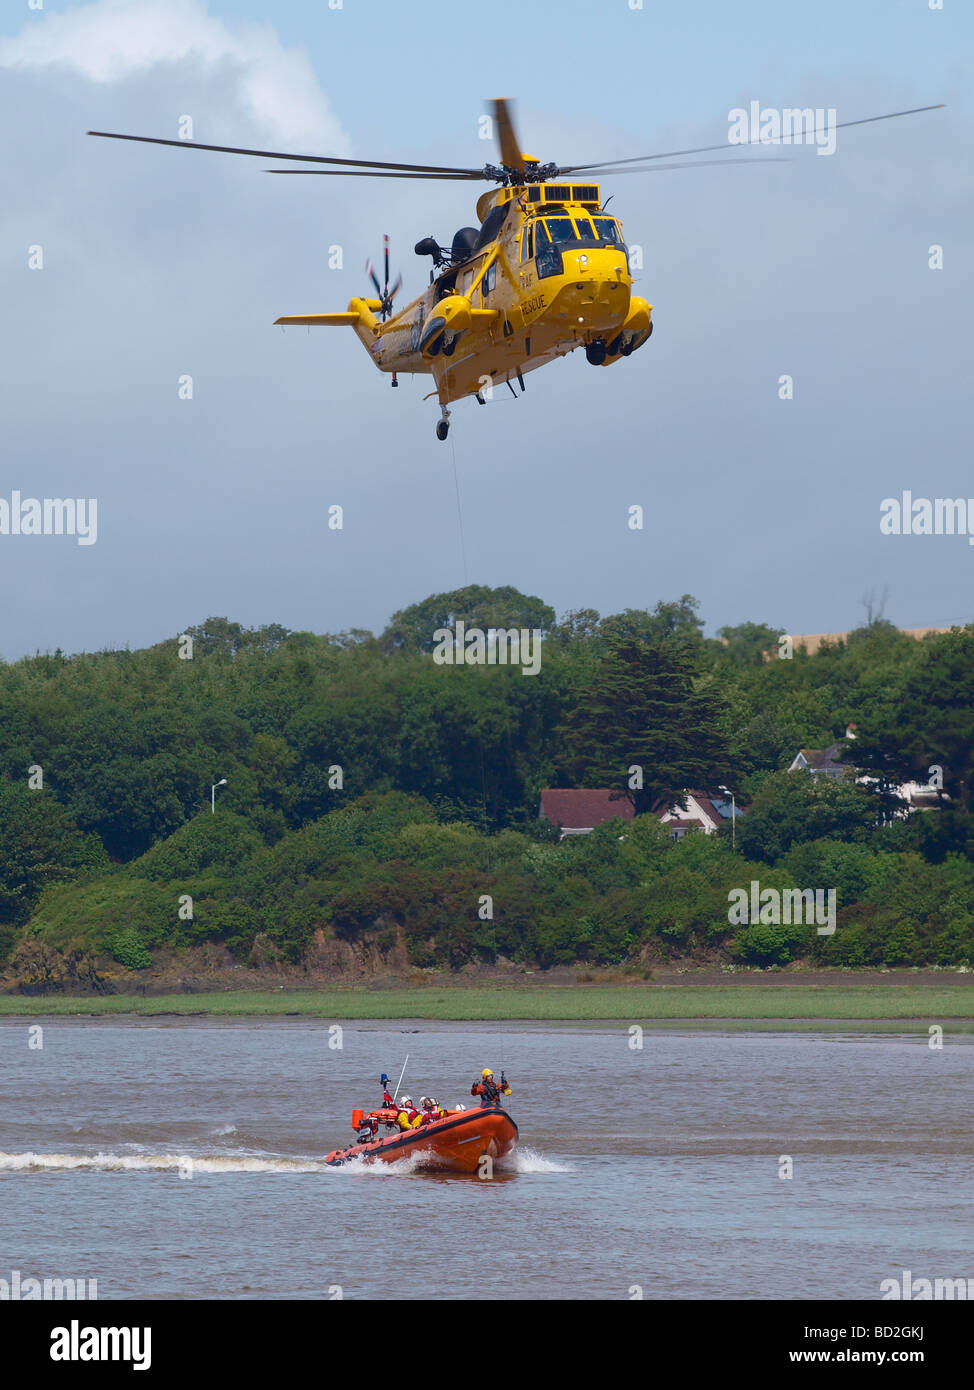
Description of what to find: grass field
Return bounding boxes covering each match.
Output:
[1,984,973,1023]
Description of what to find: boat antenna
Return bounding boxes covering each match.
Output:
[394,1054,409,1102]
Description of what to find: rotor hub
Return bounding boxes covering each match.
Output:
[481,161,559,186]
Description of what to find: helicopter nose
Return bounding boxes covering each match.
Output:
[560,276,628,330]
[559,251,629,313]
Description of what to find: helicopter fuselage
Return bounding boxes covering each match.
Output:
[276,182,653,412]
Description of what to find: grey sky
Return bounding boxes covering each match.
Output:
[2,0,971,661]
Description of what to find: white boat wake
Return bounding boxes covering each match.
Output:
[0,1150,328,1174]
[0,1144,572,1176]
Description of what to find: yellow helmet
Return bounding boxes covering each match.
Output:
[482,1068,493,1079]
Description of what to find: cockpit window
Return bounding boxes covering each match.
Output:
[540,214,624,246]
[592,217,623,245]
[534,219,561,279]
[544,218,578,244]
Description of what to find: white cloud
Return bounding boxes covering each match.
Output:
[0,0,348,151]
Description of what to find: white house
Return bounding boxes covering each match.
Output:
[656,791,743,839]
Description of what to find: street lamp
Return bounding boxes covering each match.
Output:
[211,778,227,813]
[719,785,737,850]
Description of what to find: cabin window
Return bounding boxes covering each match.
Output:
[573,216,596,239]
[592,217,623,245]
[534,220,562,279]
[520,223,534,263]
[482,263,496,298]
[544,217,577,244]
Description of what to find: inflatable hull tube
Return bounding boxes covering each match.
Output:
[326,1105,518,1173]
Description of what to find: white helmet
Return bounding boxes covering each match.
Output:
[399,1096,412,1108]
[420,1096,432,1108]
[428,1097,438,1109]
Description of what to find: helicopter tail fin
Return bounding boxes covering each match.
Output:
[275,297,382,331]
[274,312,359,326]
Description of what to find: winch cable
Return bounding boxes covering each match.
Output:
[449,428,504,1088]
[450,433,469,585]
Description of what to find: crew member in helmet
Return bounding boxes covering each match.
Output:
[420,1096,443,1123]
[396,1096,423,1130]
[470,1068,511,1107]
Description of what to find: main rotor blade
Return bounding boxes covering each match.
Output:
[87,129,482,176]
[557,103,945,173]
[265,168,479,179]
[567,155,791,174]
[492,98,525,172]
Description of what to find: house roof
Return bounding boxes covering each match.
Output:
[690,794,728,828]
[653,791,743,828]
[539,788,635,830]
[792,742,849,772]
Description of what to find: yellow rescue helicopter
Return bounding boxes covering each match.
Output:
[89,98,943,440]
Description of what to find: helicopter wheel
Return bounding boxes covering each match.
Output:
[585,339,607,366]
[436,420,450,441]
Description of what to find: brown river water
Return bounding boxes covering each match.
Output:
[2,1018,973,1300]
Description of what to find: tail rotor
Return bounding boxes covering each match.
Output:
[366,234,402,321]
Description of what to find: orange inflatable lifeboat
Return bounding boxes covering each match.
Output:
[325,1104,518,1173]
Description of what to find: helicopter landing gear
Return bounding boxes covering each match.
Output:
[435,405,451,441]
[585,338,607,366]
[622,322,654,357]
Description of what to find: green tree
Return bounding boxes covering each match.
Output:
[0,780,108,933]
[599,595,705,649]
[558,638,732,814]
[852,627,974,815]
[380,585,556,653]
[717,621,784,666]
[734,770,879,863]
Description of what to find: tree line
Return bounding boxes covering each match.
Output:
[1,588,971,976]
